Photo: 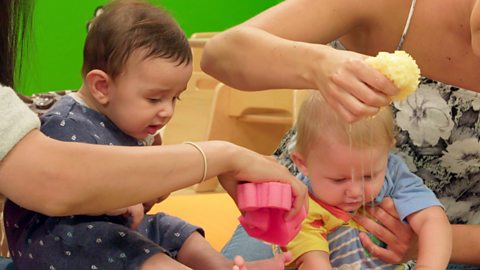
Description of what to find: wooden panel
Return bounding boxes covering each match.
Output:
[165,75,308,192]
[189,32,218,72]
[228,88,294,119]
[163,72,219,144]
[206,84,294,154]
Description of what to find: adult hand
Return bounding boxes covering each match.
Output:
[353,197,417,263]
[312,47,398,122]
[219,150,308,221]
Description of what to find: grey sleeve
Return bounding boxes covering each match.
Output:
[0,86,40,160]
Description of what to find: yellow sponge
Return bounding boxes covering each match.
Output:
[364,50,420,101]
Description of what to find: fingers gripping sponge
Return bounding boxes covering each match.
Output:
[237,182,307,246]
[364,50,421,101]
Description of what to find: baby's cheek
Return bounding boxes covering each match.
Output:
[365,184,381,201]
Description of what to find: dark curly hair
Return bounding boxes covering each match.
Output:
[0,0,34,88]
[81,0,192,80]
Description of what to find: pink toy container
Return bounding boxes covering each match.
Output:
[237,182,306,246]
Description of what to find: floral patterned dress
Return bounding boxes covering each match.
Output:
[274,78,480,225]
[393,78,480,224]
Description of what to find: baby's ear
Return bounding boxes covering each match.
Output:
[85,69,111,105]
[291,152,309,176]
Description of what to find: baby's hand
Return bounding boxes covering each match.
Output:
[116,204,145,230]
[143,194,170,213]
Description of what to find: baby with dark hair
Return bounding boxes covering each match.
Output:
[3,1,289,269]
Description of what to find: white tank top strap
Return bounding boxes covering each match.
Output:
[397,0,416,50]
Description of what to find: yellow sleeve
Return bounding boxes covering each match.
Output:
[285,198,332,265]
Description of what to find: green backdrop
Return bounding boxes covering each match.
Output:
[18,0,280,96]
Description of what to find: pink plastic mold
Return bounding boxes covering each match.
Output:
[237,182,307,246]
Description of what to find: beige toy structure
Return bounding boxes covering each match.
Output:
[163,32,308,192]
[157,32,219,192]
[189,32,218,72]
[162,33,220,145]
[197,85,308,192]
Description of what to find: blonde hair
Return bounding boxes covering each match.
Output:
[295,91,394,157]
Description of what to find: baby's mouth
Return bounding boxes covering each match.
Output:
[146,124,162,135]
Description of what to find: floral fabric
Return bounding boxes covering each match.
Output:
[392,77,480,224]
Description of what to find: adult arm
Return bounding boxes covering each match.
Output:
[449,224,480,265]
[471,0,480,55]
[0,130,307,218]
[201,0,398,121]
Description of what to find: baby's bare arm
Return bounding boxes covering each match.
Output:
[296,251,332,270]
[406,206,452,270]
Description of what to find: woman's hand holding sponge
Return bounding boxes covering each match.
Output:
[365,50,421,102]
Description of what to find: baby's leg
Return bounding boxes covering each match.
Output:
[176,232,230,269]
[232,256,245,270]
[139,252,192,270]
[177,232,289,270]
[239,253,291,270]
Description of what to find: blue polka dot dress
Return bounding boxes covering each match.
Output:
[4,95,203,269]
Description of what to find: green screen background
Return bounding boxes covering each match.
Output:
[18,0,279,96]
